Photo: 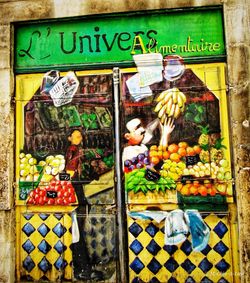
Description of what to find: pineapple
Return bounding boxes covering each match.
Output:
[198,125,210,163]
[210,138,226,164]
[198,125,210,146]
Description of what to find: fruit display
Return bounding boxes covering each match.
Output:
[19,153,41,182]
[154,88,186,123]
[124,151,150,172]
[176,179,232,197]
[26,180,77,205]
[125,168,176,194]
[160,160,186,181]
[80,112,99,130]
[39,154,66,183]
[95,107,112,128]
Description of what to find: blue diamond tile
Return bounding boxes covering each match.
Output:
[38,257,52,273]
[145,223,159,237]
[149,277,161,283]
[22,240,35,254]
[163,245,178,255]
[130,239,143,255]
[131,278,141,283]
[54,240,66,254]
[215,259,230,273]
[181,259,196,274]
[164,257,179,272]
[146,239,161,256]
[101,248,108,257]
[22,223,35,237]
[201,245,212,256]
[180,240,192,256]
[213,222,228,239]
[100,217,106,224]
[129,222,143,238]
[199,258,213,273]
[38,240,52,254]
[100,236,106,247]
[23,213,34,220]
[91,217,97,225]
[217,278,229,283]
[39,213,49,220]
[213,241,229,256]
[147,258,162,274]
[168,278,179,283]
[38,223,50,237]
[54,256,68,270]
[185,276,196,283]
[52,223,67,238]
[100,226,106,234]
[23,255,35,272]
[91,239,97,249]
[130,257,145,274]
[54,213,63,220]
[201,277,213,283]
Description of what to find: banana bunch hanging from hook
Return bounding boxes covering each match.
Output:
[154,87,186,124]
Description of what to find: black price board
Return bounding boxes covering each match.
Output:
[59,173,71,181]
[46,191,58,198]
[145,168,160,181]
[181,175,194,182]
[185,155,200,166]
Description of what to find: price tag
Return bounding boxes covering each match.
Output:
[185,155,200,166]
[145,168,160,181]
[59,173,71,181]
[46,191,58,198]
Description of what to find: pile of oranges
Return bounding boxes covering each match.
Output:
[176,180,217,197]
[149,142,201,165]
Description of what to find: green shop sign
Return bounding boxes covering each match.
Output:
[15,7,225,72]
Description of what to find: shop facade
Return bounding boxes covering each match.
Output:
[0,1,249,283]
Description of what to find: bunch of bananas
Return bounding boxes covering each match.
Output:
[154,87,187,123]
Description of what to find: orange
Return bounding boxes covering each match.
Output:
[170,153,180,162]
[178,141,188,148]
[193,145,202,154]
[163,151,170,160]
[151,156,160,165]
[158,145,167,151]
[157,150,163,159]
[190,185,199,195]
[176,182,183,191]
[150,145,158,151]
[181,184,191,196]
[186,147,195,156]
[149,150,158,157]
[168,143,179,153]
[178,147,187,157]
[198,185,207,196]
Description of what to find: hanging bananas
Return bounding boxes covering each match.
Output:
[154,87,186,123]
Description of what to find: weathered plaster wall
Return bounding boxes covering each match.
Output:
[0,0,249,282]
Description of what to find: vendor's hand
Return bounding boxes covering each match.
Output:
[159,118,175,147]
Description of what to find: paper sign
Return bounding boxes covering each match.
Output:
[126,73,152,101]
[49,71,79,107]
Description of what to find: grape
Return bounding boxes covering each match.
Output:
[136,162,144,169]
[124,160,132,167]
[137,153,145,161]
[129,165,135,171]
[144,150,149,157]
[131,157,138,164]
[143,157,150,165]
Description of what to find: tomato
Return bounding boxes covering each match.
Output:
[54,185,61,192]
[67,187,74,195]
[56,198,63,205]
[43,196,49,203]
[29,191,35,198]
[34,188,40,194]
[63,197,70,205]
[56,180,61,186]
[47,198,55,205]
[39,190,46,197]
[50,180,56,186]
[34,194,40,201]
[69,195,76,203]
[27,197,34,204]
[38,197,45,205]
[63,191,70,198]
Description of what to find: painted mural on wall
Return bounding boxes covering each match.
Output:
[121,55,232,207]
[16,71,117,281]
